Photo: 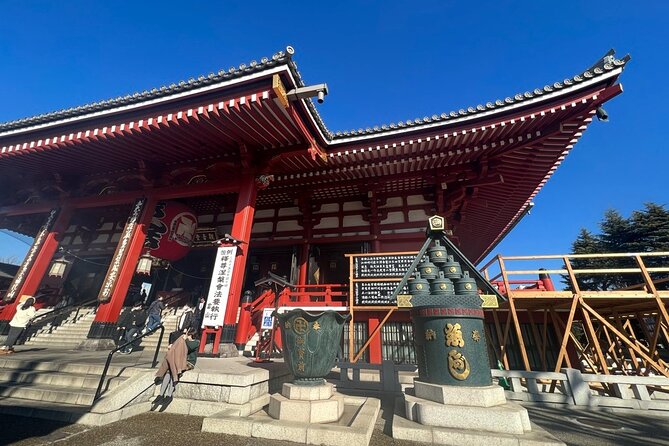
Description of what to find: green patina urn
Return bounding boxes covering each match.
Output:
[273,309,349,386]
[412,270,493,387]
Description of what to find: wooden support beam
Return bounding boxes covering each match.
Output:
[579,299,610,375]
[553,257,581,372]
[499,257,531,371]
[549,307,572,369]
[581,301,669,378]
[612,310,640,374]
[635,255,669,369]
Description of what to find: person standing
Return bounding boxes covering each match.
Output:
[145,295,165,332]
[177,303,196,333]
[1,297,36,354]
[194,296,205,333]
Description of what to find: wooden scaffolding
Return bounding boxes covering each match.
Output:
[480,252,669,377]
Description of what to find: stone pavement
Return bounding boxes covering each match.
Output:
[2,397,669,446]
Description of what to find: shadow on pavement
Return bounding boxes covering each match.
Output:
[0,414,81,445]
[526,405,669,446]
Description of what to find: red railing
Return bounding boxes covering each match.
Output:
[276,284,348,307]
[238,284,349,350]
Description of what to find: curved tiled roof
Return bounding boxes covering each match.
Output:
[0,46,304,133]
[0,47,629,143]
[326,49,630,141]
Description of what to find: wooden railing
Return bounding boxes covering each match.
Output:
[479,251,669,297]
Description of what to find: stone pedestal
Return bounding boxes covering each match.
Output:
[393,381,565,445]
[268,383,345,424]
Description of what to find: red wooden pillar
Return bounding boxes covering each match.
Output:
[369,190,381,253]
[368,314,382,364]
[298,195,312,289]
[0,206,72,330]
[82,197,156,349]
[225,175,257,343]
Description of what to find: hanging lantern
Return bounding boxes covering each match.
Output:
[136,252,154,275]
[48,256,69,278]
[145,201,198,262]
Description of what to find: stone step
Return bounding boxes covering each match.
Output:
[16,342,82,349]
[0,358,145,377]
[0,369,127,391]
[0,397,89,423]
[28,328,88,335]
[0,381,97,406]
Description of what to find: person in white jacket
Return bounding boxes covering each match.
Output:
[1,297,36,354]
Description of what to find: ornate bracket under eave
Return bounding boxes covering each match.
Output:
[272,74,328,163]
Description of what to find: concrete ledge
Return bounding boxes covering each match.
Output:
[393,406,564,445]
[152,394,270,417]
[405,393,531,435]
[202,397,381,446]
[413,381,506,407]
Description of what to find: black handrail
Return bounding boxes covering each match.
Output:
[93,324,165,402]
[31,298,98,325]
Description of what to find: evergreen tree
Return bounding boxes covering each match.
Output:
[567,203,669,291]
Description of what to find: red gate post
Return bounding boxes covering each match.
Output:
[79,197,156,350]
[224,175,257,344]
[0,207,73,332]
[368,314,382,364]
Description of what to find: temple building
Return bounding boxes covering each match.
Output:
[0,47,629,361]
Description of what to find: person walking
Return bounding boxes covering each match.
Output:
[0,297,36,354]
[118,302,147,354]
[145,296,165,332]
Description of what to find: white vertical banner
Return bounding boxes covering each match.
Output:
[201,246,237,328]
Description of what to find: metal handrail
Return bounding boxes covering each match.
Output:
[31,298,98,324]
[93,324,165,402]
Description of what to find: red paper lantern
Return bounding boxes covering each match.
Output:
[145,201,198,261]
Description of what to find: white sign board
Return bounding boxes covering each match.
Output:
[261,308,275,330]
[201,246,237,328]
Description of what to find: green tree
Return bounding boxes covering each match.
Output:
[566,203,669,291]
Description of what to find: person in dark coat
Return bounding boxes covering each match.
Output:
[118,302,147,354]
[194,296,205,333]
[145,296,165,332]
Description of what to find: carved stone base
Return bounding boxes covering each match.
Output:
[413,381,506,407]
[404,393,530,434]
[393,384,565,445]
[268,383,344,424]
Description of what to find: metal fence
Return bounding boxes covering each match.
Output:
[381,321,416,364]
[343,321,368,362]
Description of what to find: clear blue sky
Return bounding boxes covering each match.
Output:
[0,1,667,265]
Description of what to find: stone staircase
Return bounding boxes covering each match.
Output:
[22,308,97,350]
[135,310,179,353]
[0,353,145,421]
[20,307,179,353]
